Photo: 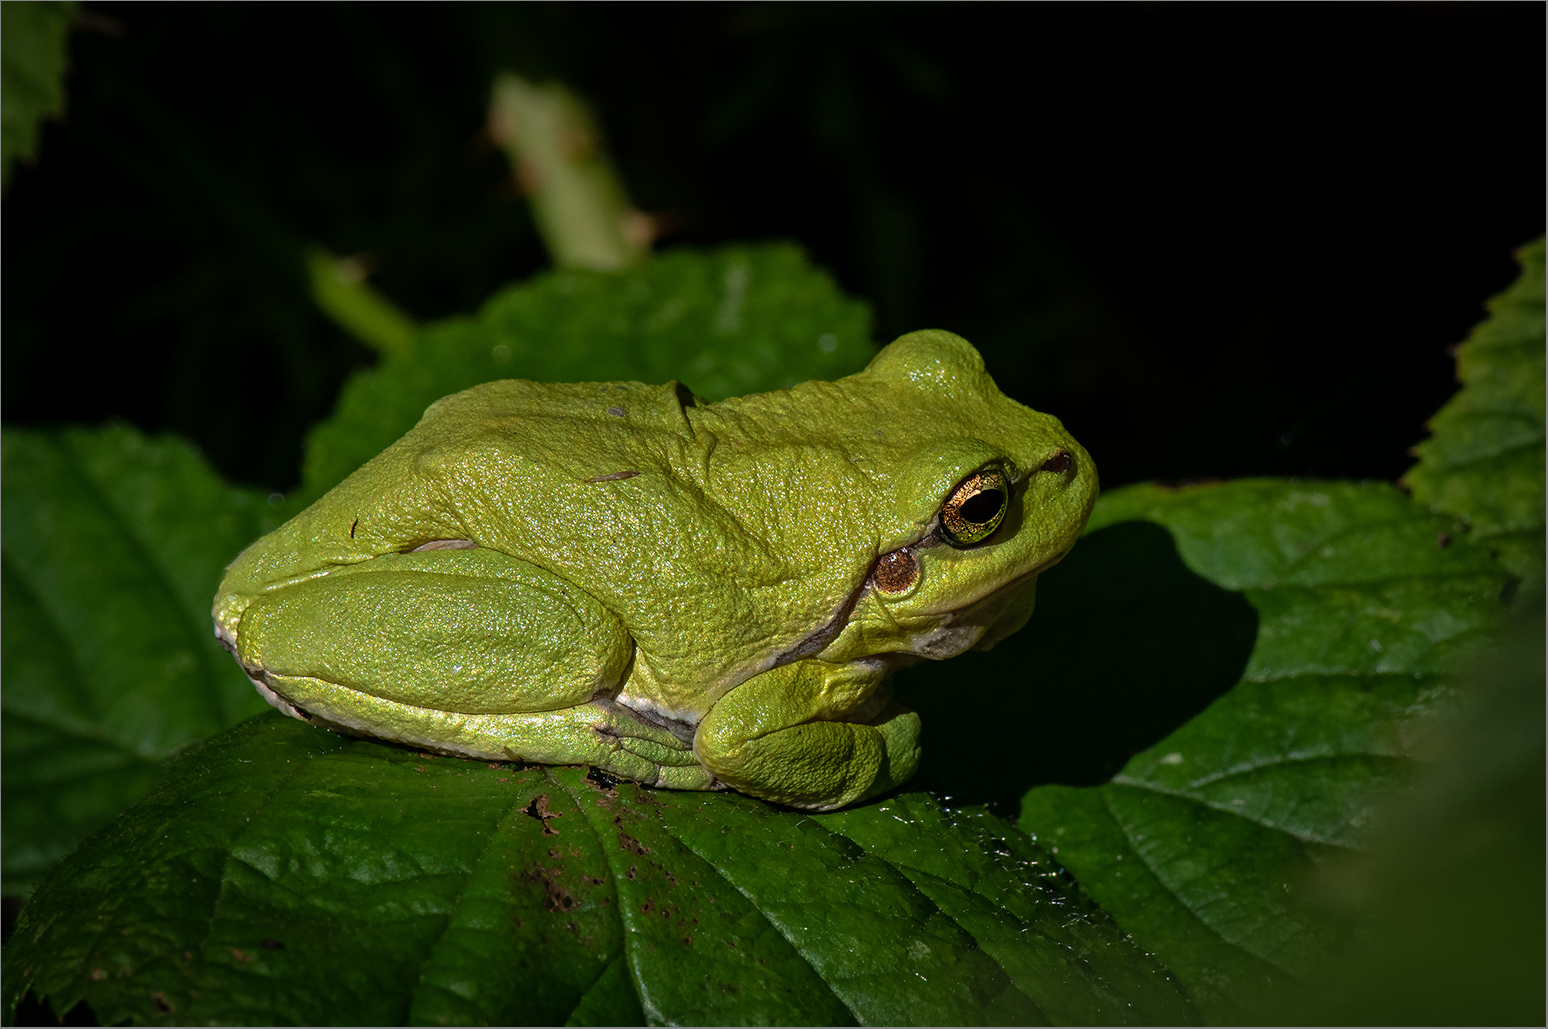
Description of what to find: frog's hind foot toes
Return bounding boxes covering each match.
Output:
[648,763,723,791]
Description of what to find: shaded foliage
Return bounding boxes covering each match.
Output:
[3,5,1543,488]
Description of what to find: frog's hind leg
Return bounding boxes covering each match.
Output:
[233,544,718,786]
[694,659,922,810]
[234,546,721,788]
[235,546,629,713]
[270,687,719,791]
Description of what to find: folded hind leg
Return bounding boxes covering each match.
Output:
[232,547,717,788]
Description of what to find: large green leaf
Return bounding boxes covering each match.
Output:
[297,243,874,504]
[1,426,278,893]
[0,0,74,189]
[972,480,1506,1022]
[4,714,1198,1027]
[1405,236,1546,588]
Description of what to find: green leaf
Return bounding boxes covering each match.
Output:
[1405,237,1546,588]
[1272,599,1546,1025]
[0,0,75,190]
[297,243,874,505]
[1006,481,1506,1021]
[1,426,279,893]
[892,479,1504,1023]
[5,714,1199,1027]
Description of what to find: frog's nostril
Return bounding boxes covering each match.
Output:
[1040,449,1072,475]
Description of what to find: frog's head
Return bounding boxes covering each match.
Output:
[821,330,1098,665]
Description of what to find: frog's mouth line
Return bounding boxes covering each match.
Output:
[888,539,1073,620]
[753,538,1075,683]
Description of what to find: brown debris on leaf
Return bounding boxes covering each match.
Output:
[521,864,579,913]
[524,794,562,835]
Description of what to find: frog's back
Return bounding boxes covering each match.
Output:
[219,378,703,593]
[415,378,701,468]
[214,377,869,696]
[414,380,875,688]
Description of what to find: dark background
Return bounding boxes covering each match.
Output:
[5,2,1543,491]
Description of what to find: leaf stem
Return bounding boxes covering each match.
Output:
[305,248,418,356]
[488,73,650,271]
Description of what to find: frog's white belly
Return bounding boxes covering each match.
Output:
[612,690,701,732]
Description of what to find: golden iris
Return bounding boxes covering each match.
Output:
[940,468,1009,547]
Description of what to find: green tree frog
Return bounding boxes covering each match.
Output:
[213,330,1097,810]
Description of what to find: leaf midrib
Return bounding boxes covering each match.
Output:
[1098,786,1310,984]
[1113,754,1410,849]
[557,778,861,1027]
[62,432,241,731]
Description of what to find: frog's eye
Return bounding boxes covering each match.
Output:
[940,468,1009,548]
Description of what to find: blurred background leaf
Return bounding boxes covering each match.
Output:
[1,427,279,895]
[0,0,75,190]
[1271,598,1545,1026]
[3,5,1542,490]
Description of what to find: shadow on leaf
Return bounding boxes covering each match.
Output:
[894,519,1257,813]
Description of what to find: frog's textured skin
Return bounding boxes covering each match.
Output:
[213,330,1097,810]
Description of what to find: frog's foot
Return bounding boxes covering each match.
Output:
[584,696,724,790]
[694,660,922,811]
[258,671,722,791]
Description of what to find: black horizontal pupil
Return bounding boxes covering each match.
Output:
[959,489,1004,524]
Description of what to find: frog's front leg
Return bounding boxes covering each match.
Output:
[694,660,922,811]
[225,547,715,788]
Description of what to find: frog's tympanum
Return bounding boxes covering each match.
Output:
[213,330,1097,810]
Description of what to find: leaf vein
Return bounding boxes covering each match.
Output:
[1104,778,1363,850]
[819,826,1048,1020]
[403,787,535,1025]
[0,551,123,742]
[192,740,341,982]
[547,772,720,1026]
[593,792,862,1024]
[1097,787,1307,980]
[563,953,630,1025]
[1167,751,1415,791]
